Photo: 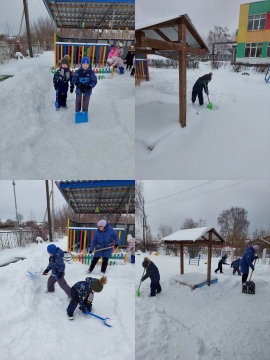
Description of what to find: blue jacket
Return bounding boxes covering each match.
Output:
[193,74,211,94]
[72,66,97,96]
[141,260,160,282]
[240,246,255,274]
[53,66,74,94]
[72,277,94,309]
[90,224,118,258]
[46,247,65,276]
[231,258,241,269]
[218,255,227,266]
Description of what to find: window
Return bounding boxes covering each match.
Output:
[247,14,266,30]
[245,43,263,57]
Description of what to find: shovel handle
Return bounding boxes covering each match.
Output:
[249,259,257,281]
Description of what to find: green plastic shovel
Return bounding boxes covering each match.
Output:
[207,95,213,110]
[136,269,145,297]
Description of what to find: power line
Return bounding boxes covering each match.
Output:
[146,180,217,204]
[146,180,250,210]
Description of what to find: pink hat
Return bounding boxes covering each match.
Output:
[253,245,259,251]
[97,220,107,227]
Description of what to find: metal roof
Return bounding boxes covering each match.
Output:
[43,0,135,30]
[56,180,135,214]
[162,227,225,243]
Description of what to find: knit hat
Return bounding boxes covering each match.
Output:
[110,45,115,48]
[60,57,70,67]
[118,42,123,47]
[97,220,106,227]
[47,244,57,254]
[81,57,90,66]
[91,279,104,293]
[253,245,259,251]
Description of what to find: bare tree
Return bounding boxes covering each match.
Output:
[17,213,24,225]
[206,26,232,59]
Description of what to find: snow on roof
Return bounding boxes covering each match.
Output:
[162,227,217,242]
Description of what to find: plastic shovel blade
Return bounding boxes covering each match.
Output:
[75,111,88,124]
[85,311,112,327]
[207,102,213,110]
[27,271,39,276]
[136,288,140,297]
[103,318,112,327]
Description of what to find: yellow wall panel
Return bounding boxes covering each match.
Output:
[246,29,270,42]
[238,4,249,43]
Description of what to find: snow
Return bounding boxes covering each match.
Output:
[170,272,218,286]
[162,227,214,241]
[136,253,270,360]
[135,62,270,179]
[0,52,134,179]
[0,237,135,360]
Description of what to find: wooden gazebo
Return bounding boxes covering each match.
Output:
[162,227,225,286]
[136,15,208,128]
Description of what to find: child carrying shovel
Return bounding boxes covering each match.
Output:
[72,57,97,114]
[141,257,161,297]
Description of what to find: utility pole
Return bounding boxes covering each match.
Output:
[51,180,54,240]
[23,0,33,57]
[45,181,52,242]
[12,180,19,225]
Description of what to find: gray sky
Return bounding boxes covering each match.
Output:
[136,0,264,38]
[0,0,51,35]
[0,181,66,222]
[140,180,270,237]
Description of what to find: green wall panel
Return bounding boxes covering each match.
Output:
[236,43,245,58]
[262,42,268,57]
[236,29,238,36]
[249,1,270,15]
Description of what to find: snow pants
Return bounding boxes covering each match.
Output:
[192,90,204,105]
[67,287,93,316]
[76,93,90,112]
[150,281,162,296]
[131,254,135,263]
[130,67,135,76]
[242,273,248,283]
[126,63,132,71]
[57,90,68,107]
[215,263,223,273]
[233,268,241,275]
[89,256,109,273]
[47,275,71,297]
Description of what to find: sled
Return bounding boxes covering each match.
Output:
[75,78,88,124]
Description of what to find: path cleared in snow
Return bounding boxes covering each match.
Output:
[135,253,270,360]
[0,238,135,360]
[136,61,270,179]
[0,52,134,179]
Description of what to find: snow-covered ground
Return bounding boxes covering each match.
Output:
[135,252,270,360]
[0,52,135,179]
[136,61,270,179]
[0,237,135,360]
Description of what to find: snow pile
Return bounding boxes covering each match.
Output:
[136,253,270,360]
[136,62,270,179]
[0,51,134,179]
[0,237,135,360]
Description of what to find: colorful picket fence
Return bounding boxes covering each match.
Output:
[135,57,150,83]
[72,252,127,265]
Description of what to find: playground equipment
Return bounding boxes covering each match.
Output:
[189,255,200,266]
[72,251,126,266]
[135,56,150,83]
[265,65,270,83]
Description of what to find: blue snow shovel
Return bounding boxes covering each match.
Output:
[75,78,88,124]
[84,311,112,327]
[55,90,59,110]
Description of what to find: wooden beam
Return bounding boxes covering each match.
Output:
[136,49,157,55]
[186,46,207,55]
[180,243,184,275]
[207,230,213,286]
[178,20,186,128]
[154,28,170,42]
[140,37,184,52]
[139,17,182,31]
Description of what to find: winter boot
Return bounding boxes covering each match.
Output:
[67,314,74,320]
[119,66,124,75]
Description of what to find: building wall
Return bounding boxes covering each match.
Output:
[236,1,270,63]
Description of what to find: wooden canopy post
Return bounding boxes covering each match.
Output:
[180,243,184,275]
[178,19,187,128]
[207,230,213,286]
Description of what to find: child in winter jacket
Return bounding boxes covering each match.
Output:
[240,245,259,283]
[126,234,135,263]
[67,276,107,320]
[125,44,135,71]
[192,72,212,106]
[116,42,124,58]
[141,257,161,297]
[107,56,125,74]
[231,258,241,275]
[214,254,228,273]
[53,57,74,110]
[43,244,71,297]
[72,57,97,113]
[108,45,119,59]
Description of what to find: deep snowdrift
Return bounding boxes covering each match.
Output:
[0,52,135,179]
[0,238,135,360]
[136,61,270,179]
[135,253,270,360]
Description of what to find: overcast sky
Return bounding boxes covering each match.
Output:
[139,180,270,237]
[136,0,264,38]
[0,181,66,222]
[0,0,51,35]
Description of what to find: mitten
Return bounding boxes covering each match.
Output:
[43,269,49,275]
[79,306,86,314]
[114,244,119,248]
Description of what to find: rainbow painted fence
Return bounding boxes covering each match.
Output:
[135,56,150,83]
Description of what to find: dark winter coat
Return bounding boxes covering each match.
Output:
[72,277,94,309]
[240,246,255,274]
[231,258,241,269]
[72,66,97,96]
[192,74,211,94]
[53,66,74,94]
[125,51,135,66]
[46,247,65,276]
[90,224,118,258]
[141,261,160,282]
[218,255,227,266]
